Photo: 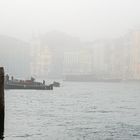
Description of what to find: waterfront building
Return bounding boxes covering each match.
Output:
[63,48,93,75]
[87,37,132,80]
[30,38,52,78]
[131,30,140,79]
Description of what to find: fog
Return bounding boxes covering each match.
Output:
[1,1,140,139]
[0,0,140,41]
[0,0,140,80]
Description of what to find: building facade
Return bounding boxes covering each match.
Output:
[30,38,52,78]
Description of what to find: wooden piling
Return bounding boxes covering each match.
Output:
[0,67,4,138]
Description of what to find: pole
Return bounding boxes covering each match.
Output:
[0,67,4,139]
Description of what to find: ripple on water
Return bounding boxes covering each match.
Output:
[5,82,140,140]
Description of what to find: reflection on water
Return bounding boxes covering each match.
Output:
[4,82,140,140]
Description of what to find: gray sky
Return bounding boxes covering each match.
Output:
[0,0,140,42]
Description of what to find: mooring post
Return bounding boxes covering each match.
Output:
[0,67,4,138]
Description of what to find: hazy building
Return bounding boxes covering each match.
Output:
[63,48,92,75]
[87,38,130,80]
[131,30,140,79]
[91,41,110,78]
[30,30,140,80]
[0,35,30,78]
[30,38,52,78]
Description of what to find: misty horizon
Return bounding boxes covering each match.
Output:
[0,0,140,79]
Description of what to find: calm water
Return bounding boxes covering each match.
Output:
[4,82,140,140]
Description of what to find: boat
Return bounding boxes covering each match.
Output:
[53,81,60,87]
[4,75,53,90]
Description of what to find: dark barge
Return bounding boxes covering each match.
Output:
[4,75,53,90]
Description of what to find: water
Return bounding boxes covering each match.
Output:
[4,82,140,140]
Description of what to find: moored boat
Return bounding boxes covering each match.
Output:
[4,75,53,90]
